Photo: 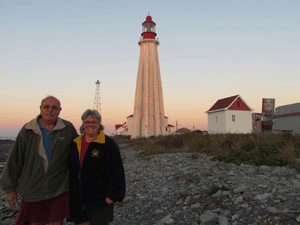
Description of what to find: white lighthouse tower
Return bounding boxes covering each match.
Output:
[131,15,167,138]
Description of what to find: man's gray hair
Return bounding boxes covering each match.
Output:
[40,95,61,107]
[80,109,104,133]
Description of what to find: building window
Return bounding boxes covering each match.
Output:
[232,115,235,122]
[216,116,218,123]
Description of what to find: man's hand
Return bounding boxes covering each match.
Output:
[106,197,113,205]
[4,192,18,208]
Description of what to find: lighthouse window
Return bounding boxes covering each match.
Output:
[143,23,155,33]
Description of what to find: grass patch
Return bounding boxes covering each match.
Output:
[113,133,300,168]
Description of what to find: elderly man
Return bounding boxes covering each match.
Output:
[0,96,78,225]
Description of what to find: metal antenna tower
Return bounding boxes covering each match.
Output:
[93,80,101,112]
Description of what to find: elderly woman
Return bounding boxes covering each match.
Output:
[69,109,126,225]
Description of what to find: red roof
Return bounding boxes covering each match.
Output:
[207,95,251,113]
[208,95,239,112]
[142,15,156,25]
[115,122,126,130]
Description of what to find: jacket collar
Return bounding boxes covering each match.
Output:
[73,130,105,157]
[24,115,65,134]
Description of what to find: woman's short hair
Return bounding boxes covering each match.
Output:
[81,109,101,123]
[80,109,104,133]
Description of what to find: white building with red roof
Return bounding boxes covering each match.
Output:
[206,95,253,134]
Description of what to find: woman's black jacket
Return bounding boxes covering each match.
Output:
[69,131,126,208]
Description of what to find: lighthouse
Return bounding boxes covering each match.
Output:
[131,15,167,138]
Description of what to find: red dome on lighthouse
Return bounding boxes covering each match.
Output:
[141,15,157,39]
[142,16,156,25]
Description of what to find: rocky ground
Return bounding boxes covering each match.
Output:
[1,141,300,224]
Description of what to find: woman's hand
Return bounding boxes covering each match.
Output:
[106,197,113,205]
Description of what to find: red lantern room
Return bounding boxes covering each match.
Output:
[141,15,157,39]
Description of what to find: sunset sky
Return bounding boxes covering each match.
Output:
[1,0,299,138]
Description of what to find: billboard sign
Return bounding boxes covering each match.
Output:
[262,98,275,115]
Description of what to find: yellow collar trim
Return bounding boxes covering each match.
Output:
[73,130,105,158]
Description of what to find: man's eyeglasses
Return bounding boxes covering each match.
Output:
[42,105,60,111]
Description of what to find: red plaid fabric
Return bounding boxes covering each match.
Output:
[16,192,70,225]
